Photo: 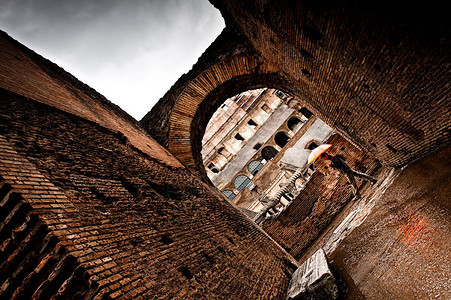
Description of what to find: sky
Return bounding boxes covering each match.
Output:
[0,0,225,120]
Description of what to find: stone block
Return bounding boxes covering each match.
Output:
[286,248,338,300]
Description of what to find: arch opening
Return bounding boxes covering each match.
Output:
[222,190,236,200]
[307,143,318,150]
[191,72,296,183]
[234,175,252,191]
[261,146,279,161]
[200,84,334,216]
[248,160,264,175]
[288,117,303,132]
[299,107,313,119]
[305,140,322,150]
[275,131,290,148]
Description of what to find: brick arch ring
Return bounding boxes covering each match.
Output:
[167,53,295,182]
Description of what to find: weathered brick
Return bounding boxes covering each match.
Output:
[0,2,448,298]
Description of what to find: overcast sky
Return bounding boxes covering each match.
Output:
[0,0,225,119]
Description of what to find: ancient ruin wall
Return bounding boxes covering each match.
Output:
[263,134,380,259]
[139,25,296,178]
[140,27,250,148]
[0,33,298,298]
[0,31,180,168]
[201,1,450,167]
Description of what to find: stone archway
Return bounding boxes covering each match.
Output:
[206,0,449,170]
[287,117,302,132]
[275,131,290,148]
[261,146,279,161]
[142,5,450,181]
[141,28,295,181]
[169,58,295,178]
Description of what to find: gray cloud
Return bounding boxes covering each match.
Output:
[0,0,225,119]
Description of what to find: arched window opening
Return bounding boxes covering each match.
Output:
[234,133,244,141]
[253,143,262,150]
[248,160,264,175]
[208,163,219,173]
[234,175,252,192]
[223,190,236,200]
[201,88,334,211]
[299,107,313,119]
[261,146,279,161]
[307,143,318,150]
[275,132,290,148]
[287,117,302,132]
[247,119,257,128]
[199,85,336,216]
[275,90,287,99]
[306,140,321,150]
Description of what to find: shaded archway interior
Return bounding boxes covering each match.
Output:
[207,0,450,169]
[142,1,450,184]
[191,73,296,182]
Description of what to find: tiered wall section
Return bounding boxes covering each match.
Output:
[0,32,298,298]
[143,0,450,174]
[210,0,450,166]
[263,134,380,259]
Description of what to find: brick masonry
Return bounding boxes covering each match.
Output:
[263,134,380,260]
[0,31,181,168]
[0,26,303,298]
[142,0,450,177]
[0,91,298,299]
[0,1,450,298]
[140,27,294,179]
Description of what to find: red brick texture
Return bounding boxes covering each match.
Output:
[0,31,181,168]
[1,1,449,297]
[0,90,297,299]
[143,0,450,175]
[263,134,380,259]
[140,27,295,178]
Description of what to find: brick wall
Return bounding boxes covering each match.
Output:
[0,31,180,168]
[263,134,380,259]
[0,28,301,296]
[211,0,450,166]
[139,26,295,179]
[0,90,298,298]
[1,2,448,297]
[143,0,449,175]
[140,27,250,148]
